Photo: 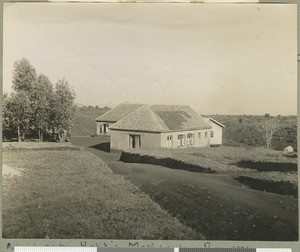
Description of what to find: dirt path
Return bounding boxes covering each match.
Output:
[2,164,23,177]
[71,136,298,240]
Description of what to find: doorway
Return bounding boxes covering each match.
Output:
[129,135,141,148]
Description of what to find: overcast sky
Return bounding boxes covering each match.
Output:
[3,3,297,115]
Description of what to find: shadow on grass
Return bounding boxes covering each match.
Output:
[234,160,297,172]
[89,142,110,153]
[235,176,298,197]
[120,152,215,174]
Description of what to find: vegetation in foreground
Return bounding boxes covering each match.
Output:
[72,136,298,241]
[123,145,298,194]
[2,144,202,239]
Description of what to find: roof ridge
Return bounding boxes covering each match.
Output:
[121,103,147,118]
[95,103,144,121]
[147,105,164,131]
[110,104,163,132]
[95,103,122,121]
[110,104,147,127]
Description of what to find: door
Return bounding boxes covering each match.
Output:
[129,135,141,148]
[167,136,173,148]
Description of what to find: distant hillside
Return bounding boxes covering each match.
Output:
[72,108,297,150]
[71,106,110,136]
[205,115,297,151]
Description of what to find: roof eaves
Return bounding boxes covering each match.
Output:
[162,125,212,133]
[209,118,225,128]
[109,128,161,133]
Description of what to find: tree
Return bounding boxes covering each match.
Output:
[2,92,10,132]
[30,74,54,141]
[12,58,37,94]
[51,79,76,141]
[6,92,32,142]
[255,116,279,149]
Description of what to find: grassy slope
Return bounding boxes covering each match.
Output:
[71,106,110,136]
[2,147,202,239]
[126,146,297,184]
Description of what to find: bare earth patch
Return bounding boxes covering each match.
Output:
[2,164,23,177]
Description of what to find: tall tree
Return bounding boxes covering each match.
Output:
[255,116,279,149]
[12,58,37,94]
[52,79,76,141]
[30,74,54,141]
[6,91,32,142]
[2,92,10,133]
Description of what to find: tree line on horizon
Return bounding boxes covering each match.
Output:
[3,58,76,142]
[208,114,297,151]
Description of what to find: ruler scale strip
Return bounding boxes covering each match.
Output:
[13,248,292,252]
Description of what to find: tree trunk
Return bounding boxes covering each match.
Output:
[38,128,41,142]
[17,125,21,142]
[41,132,43,142]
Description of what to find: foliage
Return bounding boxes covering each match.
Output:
[71,106,110,136]
[205,114,297,150]
[2,92,11,132]
[5,91,32,142]
[12,58,37,93]
[51,80,76,141]
[30,74,54,141]
[254,116,279,149]
[4,58,77,142]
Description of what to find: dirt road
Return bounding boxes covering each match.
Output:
[71,136,298,240]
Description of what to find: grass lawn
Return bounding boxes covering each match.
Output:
[71,137,298,241]
[2,144,203,239]
[124,146,298,185]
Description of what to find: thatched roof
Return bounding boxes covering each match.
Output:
[95,103,143,122]
[110,104,211,132]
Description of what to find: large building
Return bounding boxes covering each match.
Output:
[95,103,224,151]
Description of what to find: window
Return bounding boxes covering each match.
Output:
[167,135,173,148]
[187,133,195,146]
[104,124,109,133]
[177,134,185,147]
[205,131,208,138]
[198,132,201,139]
[210,131,214,138]
[100,123,109,134]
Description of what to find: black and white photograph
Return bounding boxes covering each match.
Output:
[2,2,297,241]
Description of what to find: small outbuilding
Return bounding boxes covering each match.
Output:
[204,118,225,146]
